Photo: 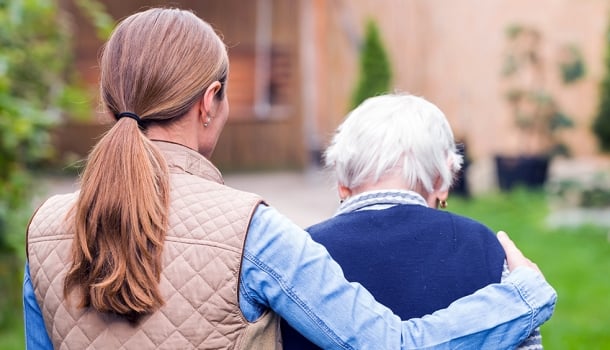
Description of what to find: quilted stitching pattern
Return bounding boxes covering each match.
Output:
[28,146,280,349]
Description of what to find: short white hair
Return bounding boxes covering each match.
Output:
[324,93,463,193]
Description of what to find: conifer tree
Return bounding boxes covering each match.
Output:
[351,20,392,109]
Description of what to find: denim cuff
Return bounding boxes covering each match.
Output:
[504,267,558,334]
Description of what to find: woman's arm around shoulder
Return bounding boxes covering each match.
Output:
[239,205,557,349]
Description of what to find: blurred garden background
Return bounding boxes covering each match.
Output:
[2,0,610,348]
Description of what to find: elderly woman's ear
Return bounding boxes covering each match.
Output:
[429,156,459,209]
[425,176,450,209]
[436,191,449,209]
[338,185,352,203]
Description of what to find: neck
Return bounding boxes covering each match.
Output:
[147,127,195,149]
[145,108,203,155]
[351,175,424,197]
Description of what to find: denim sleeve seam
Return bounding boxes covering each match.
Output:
[242,249,353,350]
[508,278,535,336]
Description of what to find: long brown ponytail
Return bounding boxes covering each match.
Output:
[64,8,228,321]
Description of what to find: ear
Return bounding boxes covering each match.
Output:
[200,81,222,116]
[437,189,449,202]
[425,176,449,208]
[338,184,352,201]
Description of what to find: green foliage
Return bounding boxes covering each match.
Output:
[559,44,586,84]
[351,19,392,109]
[0,0,112,338]
[0,0,70,332]
[0,0,113,337]
[0,0,72,252]
[0,0,113,249]
[75,0,114,40]
[593,19,610,152]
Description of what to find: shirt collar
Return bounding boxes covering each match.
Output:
[335,189,428,216]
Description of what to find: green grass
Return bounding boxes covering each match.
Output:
[452,189,610,349]
[1,189,608,349]
[0,322,24,350]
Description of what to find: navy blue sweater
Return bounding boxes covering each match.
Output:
[281,204,505,349]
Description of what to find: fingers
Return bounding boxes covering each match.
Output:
[497,231,543,276]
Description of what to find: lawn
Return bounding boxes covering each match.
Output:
[1,189,608,349]
[451,189,610,349]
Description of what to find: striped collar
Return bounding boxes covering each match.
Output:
[335,190,428,216]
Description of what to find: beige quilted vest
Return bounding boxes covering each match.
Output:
[27,141,281,349]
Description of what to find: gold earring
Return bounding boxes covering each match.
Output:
[203,115,212,127]
[439,200,447,209]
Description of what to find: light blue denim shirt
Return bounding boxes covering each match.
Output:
[24,203,556,349]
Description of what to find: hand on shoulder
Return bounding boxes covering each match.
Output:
[497,231,543,277]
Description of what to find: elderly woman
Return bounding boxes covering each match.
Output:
[282,93,543,349]
[24,9,553,349]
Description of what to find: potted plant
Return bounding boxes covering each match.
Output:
[496,24,580,191]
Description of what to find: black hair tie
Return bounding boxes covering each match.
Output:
[116,112,143,127]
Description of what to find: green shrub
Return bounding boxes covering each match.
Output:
[0,0,113,337]
[0,0,112,248]
[351,19,392,109]
[0,0,75,333]
[0,0,74,252]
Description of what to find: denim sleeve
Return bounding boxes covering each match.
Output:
[23,262,53,350]
[502,261,544,349]
[239,204,557,350]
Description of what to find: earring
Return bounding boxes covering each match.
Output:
[439,200,447,209]
[203,115,212,127]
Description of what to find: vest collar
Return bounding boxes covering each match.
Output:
[152,140,224,184]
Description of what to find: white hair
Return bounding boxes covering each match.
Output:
[324,93,463,193]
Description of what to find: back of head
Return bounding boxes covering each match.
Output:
[101,7,228,119]
[325,93,462,193]
[64,8,228,322]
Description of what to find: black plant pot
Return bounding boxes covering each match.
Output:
[495,155,550,191]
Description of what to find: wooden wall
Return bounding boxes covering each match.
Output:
[59,0,305,172]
